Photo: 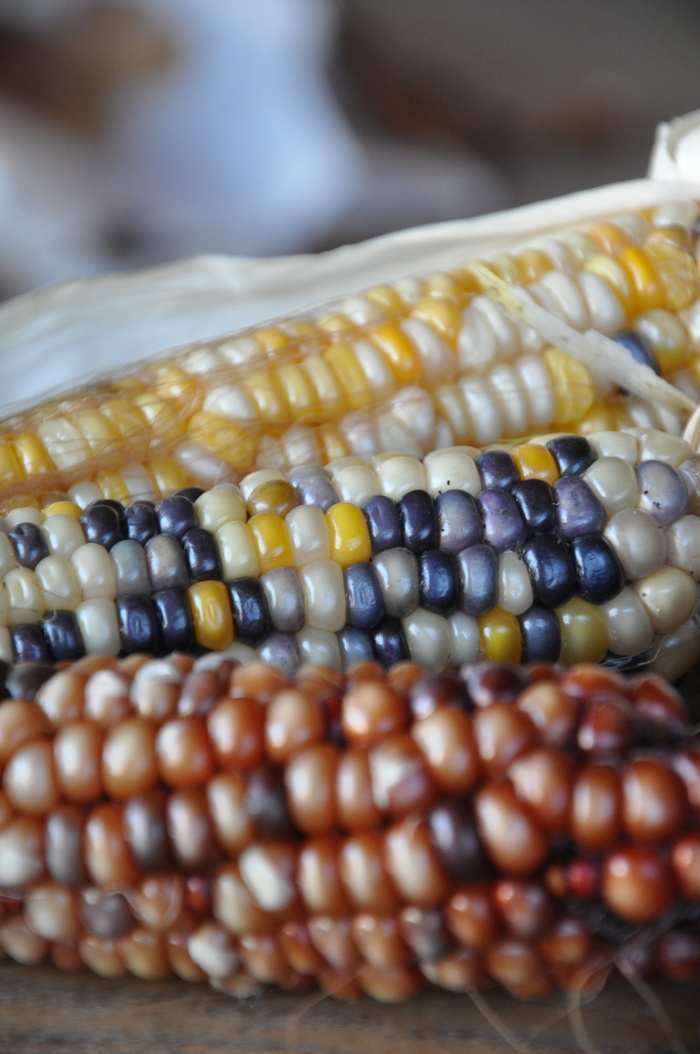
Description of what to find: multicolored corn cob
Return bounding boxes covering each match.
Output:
[0,657,698,1001]
[0,204,699,509]
[0,429,697,680]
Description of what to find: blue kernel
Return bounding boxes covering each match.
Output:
[124,501,158,545]
[8,522,49,570]
[519,605,562,662]
[372,618,409,667]
[117,595,160,654]
[41,609,85,662]
[475,450,519,490]
[153,587,195,652]
[337,626,375,669]
[362,495,402,553]
[636,460,689,526]
[436,490,482,553]
[257,632,300,676]
[571,535,625,604]
[11,623,50,664]
[522,536,576,608]
[288,466,339,511]
[612,330,660,374]
[182,527,223,582]
[399,490,438,554]
[477,488,526,551]
[79,502,124,550]
[227,578,272,646]
[553,476,606,540]
[345,563,385,629]
[511,479,557,535]
[546,436,596,477]
[419,550,458,614]
[146,534,189,592]
[155,495,198,540]
[455,544,498,617]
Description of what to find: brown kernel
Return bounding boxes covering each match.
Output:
[206,772,254,854]
[307,916,360,972]
[118,927,170,980]
[445,885,501,952]
[25,881,80,942]
[156,716,214,789]
[508,748,574,835]
[53,721,103,805]
[228,662,287,701]
[342,681,409,747]
[35,670,87,726]
[0,700,49,765]
[285,743,339,834]
[123,789,173,873]
[335,749,382,832]
[473,703,536,777]
[384,815,450,907]
[102,718,158,799]
[85,803,139,889]
[297,836,349,916]
[516,681,580,749]
[351,914,412,969]
[671,832,700,899]
[339,832,399,914]
[264,688,325,762]
[368,733,437,818]
[4,738,58,816]
[412,707,481,794]
[602,845,675,923]
[166,789,219,871]
[621,757,687,843]
[572,765,622,852]
[475,783,548,877]
[207,696,265,770]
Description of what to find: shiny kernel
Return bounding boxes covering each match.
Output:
[543,347,594,426]
[370,323,422,384]
[586,220,631,255]
[0,442,23,484]
[275,363,319,421]
[100,397,149,438]
[582,254,637,318]
[300,356,345,413]
[478,608,522,664]
[94,471,131,505]
[13,434,52,476]
[410,298,462,344]
[42,501,82,520]
[365,284,404,312]
[253,326,290,352]
[511,443,558,484]
[187,412,257,468]
[247,480,299,518]
[556,598,608,666]
[147,458,188,498]
[240,371,288,423]
[188,581,234,651]
[248,513,293,572]
[645,238,699,313]
[326,503,372,568]
[517,247,554,283]
[618,247,665,311]
[73,410,120,454]
[635,309,689,373]
[323,344,373,409]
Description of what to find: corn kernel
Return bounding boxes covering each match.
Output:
[511,443,559,484]
[326,502,372,567]
[556,598,608,665]
[323,343,373,410]
[0,442,23,484]
[94,471,131,505]
[13,434,52,477]
[240,371,288,424]
[586,220,631,256]
[582,255,637,318]
[147,457,188,498]
[645,239,699,313]
[410,298,462,344]
[248,513,293,572]
[543,347,594,426]
[42,501,82,519]
[188,580,234,651]
[275,363,320,422]
[478,608,522,664]
[517,247,554,283]
[618,247,665,312]
[371,323,422,385]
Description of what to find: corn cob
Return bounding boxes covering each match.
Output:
[0,429,696,680]
[0,205,699,510]
[0,656,698,1002]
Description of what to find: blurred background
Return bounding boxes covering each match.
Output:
[0,0,699,298]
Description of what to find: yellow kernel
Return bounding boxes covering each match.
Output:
[13,434,52,477]
[318,426,349,464]
[410,297,462,344]
[586,220,631,255]
[370,323,422,385]
[582,254,637,318]
[575,399,619,435]
[240,371,288,424]
[94,471,131,505]
[301,356,345,415]
[635,309,690,373]
[517,248,554,283]
[365,285,404,312]
[100,398,149,438]
[253,326,290,353]
[511,443,558,484]
[42,501,82,520]
[285,319,317,342]
[188,581,234,651]
[275,363,319,422]
[556,598,608,666]
[478,608,522,664]
[0,442,23,484]
[147,458,188,498]
[187,412,257,470]
[326,502,372,568]
[134,394,188,441]
[543,347,594,427]
[315,312,354,334]
[645,239,699,313]
[422,272,462,298]
[618,247,665,312]
[323,343,373,410]
[488,252,525,285]
[248,513,293,572]
[150,364,198,403]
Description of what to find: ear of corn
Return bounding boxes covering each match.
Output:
[0,204,699,509]
[0,428,697,680]
[0,656,697,1000]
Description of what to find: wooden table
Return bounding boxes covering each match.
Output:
[1,961,697,1054]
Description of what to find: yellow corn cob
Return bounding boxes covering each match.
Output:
[0,204,698,514]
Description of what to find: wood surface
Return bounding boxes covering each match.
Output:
[0,960,697,1054]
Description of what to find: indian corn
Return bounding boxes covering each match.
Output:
[0,204,700,508]
[0,657,698,1000]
